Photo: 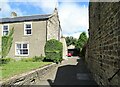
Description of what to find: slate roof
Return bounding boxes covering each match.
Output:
[0,14,52,23]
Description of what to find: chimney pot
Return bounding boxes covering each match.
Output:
[11,12,17,18]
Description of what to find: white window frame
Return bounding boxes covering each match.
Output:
[15,42,29,56]
[2,24,9,36]
[24,22,32,35]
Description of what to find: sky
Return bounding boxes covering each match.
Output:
[0,0,89,39]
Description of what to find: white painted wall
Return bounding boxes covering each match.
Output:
[60,37,68,60]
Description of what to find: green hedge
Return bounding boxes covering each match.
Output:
[2,28,14,58]
[45,39,63,63]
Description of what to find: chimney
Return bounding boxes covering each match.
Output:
[11,12,17,18]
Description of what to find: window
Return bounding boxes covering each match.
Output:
[15,43,29,56]
[2,25,9,36]
[24,23,32,35]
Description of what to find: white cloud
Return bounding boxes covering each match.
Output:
[9,0,58,14]
[6,0,89,2]
[58,0,89,2]
[59,2,89,38]
[0,0,11,18]
[24,0,57,14]
[0,0,25,18]
[63,32,82,39]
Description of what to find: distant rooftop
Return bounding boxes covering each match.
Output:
[0,14,52,23]
[67,44,75,49]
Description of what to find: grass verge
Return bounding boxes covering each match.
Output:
[0,61,52,80]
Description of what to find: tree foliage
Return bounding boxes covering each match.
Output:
[65,36,77,46]
[76,32,88,50]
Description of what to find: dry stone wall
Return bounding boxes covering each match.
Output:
[86,2,120,86]
[1,63,57,86]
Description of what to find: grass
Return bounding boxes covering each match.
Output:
[0,61,52,80]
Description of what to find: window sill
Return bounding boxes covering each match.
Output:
[23,34,32,37]
[24,34,32,36]
[15,55,29,57]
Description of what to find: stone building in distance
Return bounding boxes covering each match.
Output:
[86,1,120,86]
[0,8,62,59]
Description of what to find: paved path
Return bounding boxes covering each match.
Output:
[36,57,98,86]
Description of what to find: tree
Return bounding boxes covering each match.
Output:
[65,36,77,46]
[76,32,88,51]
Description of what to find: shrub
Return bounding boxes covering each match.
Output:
[21,58,33,62]
[33,55,44,62]
[21,55,45,62]
[0,58,16,65]
[45,39,63,63]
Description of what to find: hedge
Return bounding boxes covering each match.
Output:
[45,39,63,63]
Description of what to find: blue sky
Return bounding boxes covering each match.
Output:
[0,0,89,38]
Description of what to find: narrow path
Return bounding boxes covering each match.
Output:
[36,57,98,86]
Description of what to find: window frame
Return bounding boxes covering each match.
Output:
[24,22,32,35]
[2,24,9,36]
[15,42,29,56]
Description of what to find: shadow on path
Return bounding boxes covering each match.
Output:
[47,58,99,87]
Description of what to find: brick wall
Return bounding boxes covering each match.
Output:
[86,2,120,86]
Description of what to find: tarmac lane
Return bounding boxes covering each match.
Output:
[35,56,98,87]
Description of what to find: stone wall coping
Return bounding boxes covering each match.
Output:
[0,63,56,85]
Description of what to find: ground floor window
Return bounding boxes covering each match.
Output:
[15,43,29,56]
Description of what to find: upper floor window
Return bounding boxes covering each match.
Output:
[24,23,32,35]
[2,25,9,36]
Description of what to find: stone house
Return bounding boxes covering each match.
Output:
[0,8,62,59]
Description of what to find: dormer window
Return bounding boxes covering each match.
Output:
[24,22,32,35]
[2,25,9,36]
